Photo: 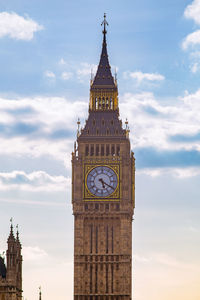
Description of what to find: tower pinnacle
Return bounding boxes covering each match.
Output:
[8,218,15,242]
[90,15,118,111]
[39,286,42,300]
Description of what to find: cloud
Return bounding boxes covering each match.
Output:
[182,30,200,50]
[0,170,70,192]
[0,88,200,174]
[0,12,43,41]
[77,62,97,82]
[137,167,200,178]
[190,62,199,73]
[120,90,200,153]
[0,95,87,162]
[61,72,73,80]
[59,58,67,65]
[123,71,165,83]
[184,0,200,25]
[44,71,56,79]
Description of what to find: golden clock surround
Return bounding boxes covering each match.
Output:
[83,163,120,201]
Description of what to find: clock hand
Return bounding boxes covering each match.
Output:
[99,178,105,188]
[104,182,115,190]
[100,178,115,190]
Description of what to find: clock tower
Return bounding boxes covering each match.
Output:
[72,15,135,300]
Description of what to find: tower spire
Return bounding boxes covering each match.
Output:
[90,14,118,111]
[8,217,15,241]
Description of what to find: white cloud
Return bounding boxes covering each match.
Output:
[0,171,70,192]
[120,89,200,151]
[182,29,200,50]
[44,70,56,79]
[61,71,73,80]
[0,12,43,41]
[77,63,97,82]
[0,95,88,169]
[137,167,200,178]
[59,58,67,65]
[123,71,165,83]
[0,88,200,176]
[184,0,200,25]
[190,62,199,73]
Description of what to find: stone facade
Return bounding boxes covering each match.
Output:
[72,16,135,300]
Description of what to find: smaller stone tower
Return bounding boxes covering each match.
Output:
[0,222,23,300]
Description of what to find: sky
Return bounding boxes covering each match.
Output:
[0,0,200,299]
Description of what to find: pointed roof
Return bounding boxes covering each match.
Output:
[16,225,22,250]
[91,14,116,89]
[8,222,15,243]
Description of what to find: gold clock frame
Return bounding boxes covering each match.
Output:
[83,163,120,201]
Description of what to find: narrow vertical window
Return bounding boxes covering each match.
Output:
[90,265,93,294]
[111,144,115,156]
[106,264,109,293]
[90,145,94,156]
[102,97,105,109]
[106,97,109,109]
[85,145,89,156]
[111,264,114,293]
[110,98,113,109]
[90,225,93,254]
[106,144,109,156]
[95,264,98,293]
[112,226,114,253]
[96,226,98,254]
[116,145,120,156]
[101,144,104,156]
[99,97,101,109]
[96,144,99,156]
[106,225,109,254]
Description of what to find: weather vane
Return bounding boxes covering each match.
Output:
[101,13,108,34]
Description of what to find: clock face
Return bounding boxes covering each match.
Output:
[86,166,118,197]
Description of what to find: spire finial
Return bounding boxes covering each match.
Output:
[101,13,108,35]
[39,286,42,300]
[10,217,13,231]
[16,224,19,240]
[77,118,81,138]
